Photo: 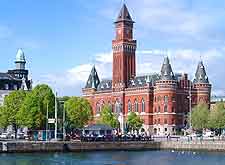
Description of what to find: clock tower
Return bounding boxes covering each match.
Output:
[112,4,137,89]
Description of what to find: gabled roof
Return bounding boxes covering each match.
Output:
[115,4,134,23]
[85,65,100,89]
[97,79,112,91]
[193,61,209,84]
[160,56,175,80]
[128,74,160,88]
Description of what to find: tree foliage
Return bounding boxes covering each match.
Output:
[208,102,225,131]
[18,84,55,129]
[127,112,143,132]
[99,105,119,128]
[0,90,27,138]
[190,103,209,130]
[64,97,92,129]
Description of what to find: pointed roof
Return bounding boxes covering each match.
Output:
[160,56,175,80]
[193,61,209,84]
[15,48,26,63]
[85,65,100,89]
[115,4,134,23]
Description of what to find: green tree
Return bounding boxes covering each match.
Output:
[189,103,209,131]
[127,112,143,132]
[18,84,55,130]
[99,105,119,128]
[0,90,27,138]
[208,102,225,134]
[64,97,92,129]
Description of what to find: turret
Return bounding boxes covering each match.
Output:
[85,65,100,89]
[15,48,26,70]
[192,60,211,106]
[153,56,178,135]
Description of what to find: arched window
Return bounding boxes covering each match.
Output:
[108,101,113,112]
[157,96,161,102]
[164,105,168,112]
[128,100,132,112]
[164,96,168,103]
[158,106,161,113]
[115,101,121,114]
[96,102,101,115]
[164,119,167,124]
[158,118,160,124]
[134,99,138,112]
[141,99,145,112]
[172,107,175,113]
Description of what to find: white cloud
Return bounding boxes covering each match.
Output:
[39,47,225,96]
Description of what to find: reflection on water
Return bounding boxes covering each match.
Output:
[0,150,225,165]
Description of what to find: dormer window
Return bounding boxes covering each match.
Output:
[5,84,9,90]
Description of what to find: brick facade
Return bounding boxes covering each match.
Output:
[82,4,211,135]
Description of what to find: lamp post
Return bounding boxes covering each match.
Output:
[54,92,58,141]
[189,81,192,129]
[59,100,65,141]
[46,102,48,141]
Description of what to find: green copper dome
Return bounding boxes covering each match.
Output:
[15,48,26,63]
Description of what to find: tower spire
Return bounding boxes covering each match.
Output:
[115,3,134,23]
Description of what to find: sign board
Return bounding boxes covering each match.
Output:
[48,118,55,124]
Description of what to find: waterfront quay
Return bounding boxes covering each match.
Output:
[1,140,225,153]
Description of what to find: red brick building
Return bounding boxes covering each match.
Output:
[82,4,211,135]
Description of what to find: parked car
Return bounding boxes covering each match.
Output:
[17,133,25,139]
[0,133,10,139]
[203,131,214,138]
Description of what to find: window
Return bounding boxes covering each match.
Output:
[134,99,138,112]
[108,101,113,112]
[141,99,145,112]
[164,96,168,103]
[172,119,175,124]
[115,101,121,114]
[155,107,157,113]
[172,107,175,113]
[154,96,157,102]
[164,105,168,112]
[172,96,176,102]
[158,106,161,113]
[165,128,167,132]
[157,96,161,102]
[164,119,167,124]
[158,118,160,124]
[5,84,9,90]
[128,100,132,112]
[154,119,157,124]
[96,103,101,115]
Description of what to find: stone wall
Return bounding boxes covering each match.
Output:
[1,141,225,153]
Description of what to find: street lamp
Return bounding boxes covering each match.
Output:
[188,81,192,129]
[59,100,65,141]
[54,92,58,141]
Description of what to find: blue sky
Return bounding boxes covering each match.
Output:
[0,0,225,96]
